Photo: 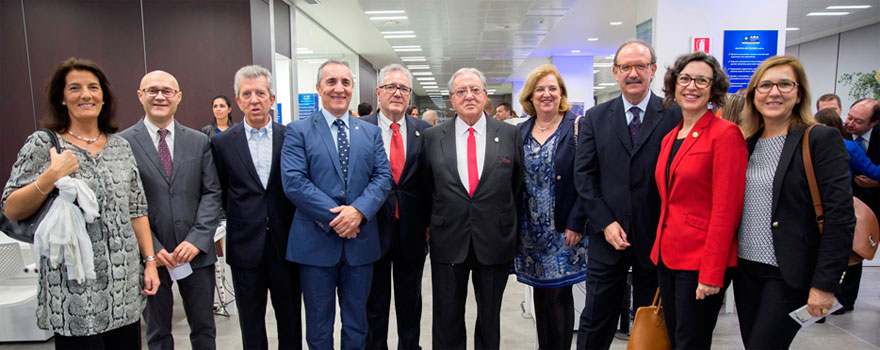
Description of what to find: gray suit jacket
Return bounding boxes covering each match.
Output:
[120,119,222,269]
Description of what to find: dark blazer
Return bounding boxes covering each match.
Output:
[421,115,525,265]
[745,125,854,292]
[518,111,587,234]
[120,119,222,269]
[200,120,237,140]
[360,113,432,259]
[210,122,295,268]
[852,124,880,215]
[574,93,681,269]
[651,111,746,286]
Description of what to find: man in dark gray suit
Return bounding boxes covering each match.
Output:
[420,67,524,350]
[121,70,221,350]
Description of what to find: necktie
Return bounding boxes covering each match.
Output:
[467,127,478,197]
[335,119,349,184]
[628,107,642,144]
[250,127,269,188]
[390,122,404,218]
[857,136,868,152]
[158,129,172,178]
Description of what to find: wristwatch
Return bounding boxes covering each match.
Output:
[143,255,156,263]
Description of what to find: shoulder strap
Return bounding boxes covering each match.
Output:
[802,125,824,233]
[39,128,61,153]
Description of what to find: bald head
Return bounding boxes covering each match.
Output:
[137,70,183,127]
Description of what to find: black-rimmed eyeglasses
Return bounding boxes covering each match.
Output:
[379,84,412,94]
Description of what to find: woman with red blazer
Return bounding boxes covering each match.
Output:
[651,52,747,349]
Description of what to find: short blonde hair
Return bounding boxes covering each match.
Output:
[740,56,814,138]
[519,64,571,117]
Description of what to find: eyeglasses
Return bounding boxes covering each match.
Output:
[141,88,179,97]
[453,86,485,98]
[615,62,652,73]
[676,74,713,89]
[379,84,412,94]
[755,80,798,94]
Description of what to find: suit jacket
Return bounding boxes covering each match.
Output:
[651,111,746,286]
[574,93,681,269]
[745,125,854,291]
[120,119,222,269]
[517,111,587,234]
[360,113,432,259]
[211,122,295,268]
[852,124,880,215]
[280,112,392,267]
[421,115,525,265]
[846,139,880,181]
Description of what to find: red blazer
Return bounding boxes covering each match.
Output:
[651,110,747,286]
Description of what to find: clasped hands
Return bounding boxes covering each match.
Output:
[330,205,363,239]
[155,241,200,268]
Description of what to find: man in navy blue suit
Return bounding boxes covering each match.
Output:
[281,59,392,349]
[211,65,301,349]
[360,64,432,350]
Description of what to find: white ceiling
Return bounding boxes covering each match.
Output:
[295,0,880,109]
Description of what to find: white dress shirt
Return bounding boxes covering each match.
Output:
[243,121,273,188]
[454,114,487,192]
[377,112,407,161]
[143,117,175,161]
[622,91,652,125]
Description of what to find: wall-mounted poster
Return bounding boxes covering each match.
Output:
[637,19,653,46]
[298,93,319,120]
[723,30,778,93]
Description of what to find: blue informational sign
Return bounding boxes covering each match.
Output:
[276,103,283,124]
[723,30,778,93]
[298,93,319,120]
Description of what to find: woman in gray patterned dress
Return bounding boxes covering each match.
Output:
[2,58,159,349]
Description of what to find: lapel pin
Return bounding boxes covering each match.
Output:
[415,130,420,137]
[692,132,699,138]
[494,136,499,143]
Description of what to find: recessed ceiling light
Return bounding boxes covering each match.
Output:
[407,65,430,69]
[365,10,405,14]
[588,38,599,41]
[786,27,800,31]
[599,83,616,86]
[416,77,435,81]
[394,48,422,52]
[593,70,599,74]
[594,63,613,67]
[610,21,623,25]
[384,34,417,39]
[400,56,425,61]
[392,45,421,49]
[571,50,581,53]
[487,90,497,94]
[605,55,615,59]
[370,16,408,20]
[594,86,606,90]
[381,31,414,34]
[826,5,871,9]
[806,11,850,16]
[412,72,433,76]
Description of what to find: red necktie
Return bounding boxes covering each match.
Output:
[467,127,478,197]
[390,122,404,218]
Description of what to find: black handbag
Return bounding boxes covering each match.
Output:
[0,129,61,243]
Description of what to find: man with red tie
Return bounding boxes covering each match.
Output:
[360,64,432,350]
[420,67,525,349]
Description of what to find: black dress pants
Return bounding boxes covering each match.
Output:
[734,259,808,350]
[431,244,509,350]
[54,321,140,350]
[656,260,731,349]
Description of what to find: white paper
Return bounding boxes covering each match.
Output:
[168,262,193,281]
[788,298,843,327]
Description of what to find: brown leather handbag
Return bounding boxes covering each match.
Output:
[627,288,672,350]
[802,125,880,266]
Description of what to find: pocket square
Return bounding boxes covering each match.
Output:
[499,156,511,164]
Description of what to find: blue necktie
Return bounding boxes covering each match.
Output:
[628,107,642,144]
[335,119,349,184]
[857,136,868,152]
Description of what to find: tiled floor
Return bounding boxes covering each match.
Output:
[2,263,879,349]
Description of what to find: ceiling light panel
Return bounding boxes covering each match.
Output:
[416,77,435,81]
[407,65,430,69]
[370,16,408,20]
[412,71,433,76]
[826,5,871,9]
[364,10,405,14]
[806,11,850,16]
[381,30,414,34]
[384,34,417,39]
[394,48,422,52]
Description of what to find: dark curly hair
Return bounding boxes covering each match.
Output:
[43,57,118,134]
[662,52,729,109]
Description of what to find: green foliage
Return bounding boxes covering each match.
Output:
[838,70,880,101]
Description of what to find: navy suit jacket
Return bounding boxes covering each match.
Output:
[360,113,432,259]
[518,111,587,234]
[281,112,392,267]
[211,122,296,269]
[573,93,681,269]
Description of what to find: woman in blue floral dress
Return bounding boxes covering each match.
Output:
[514,64,588,350]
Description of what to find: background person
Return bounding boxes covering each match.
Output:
[514,64,587,350]
[720,93,746,126]
[651,52,746,349]
[734,55,854,349]
[2,58,158,349]
[406,105,419,118]
[200,95,236,139]
[815,108,880,181]
[359,101,374,118]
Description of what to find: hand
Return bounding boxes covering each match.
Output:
[807,287,835,317]
[329,205,364,238]
[565,229,583,247]
[172,241,200,264]
[141,262,160,295]
[695,283,721,300]
[47,147,79,180]
[155,249,177,268]
[854,175,879,188]
[425,228,431,244]
[603,222,630,250]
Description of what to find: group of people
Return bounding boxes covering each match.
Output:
[1,37,873,350]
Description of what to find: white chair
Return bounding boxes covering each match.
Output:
[0,237,53,342]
